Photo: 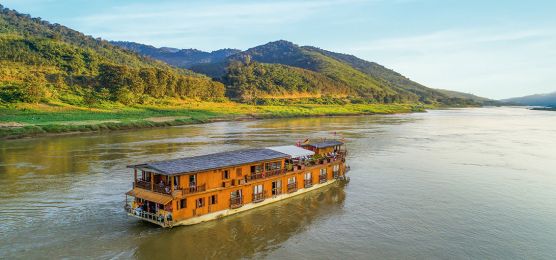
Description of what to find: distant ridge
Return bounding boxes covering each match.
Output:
[502,92,556,107]
[111,41,241,69]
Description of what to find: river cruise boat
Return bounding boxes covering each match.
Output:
[125,140,348,227]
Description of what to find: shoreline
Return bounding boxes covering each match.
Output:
[0,102,438,140]
[0,110,415,140]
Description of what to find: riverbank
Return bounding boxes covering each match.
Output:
[0,101,427,139]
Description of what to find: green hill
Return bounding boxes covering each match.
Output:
[224,60,351,101]
[187,40,485,105]
[0,6,225,105]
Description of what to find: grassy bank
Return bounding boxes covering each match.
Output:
[0,101,427,139]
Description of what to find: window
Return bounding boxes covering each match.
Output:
[222,170,230,180]
[254,184,263,194]
[196,198,205,208]
[288,177,296,184]
[189,175,196,185]
[209,195,217,205]
[333,165,339,171]
[179,199,187,209]
[320,168,327,175]
[272,180,282,195]
[304,172,312,180]
[236,168,242,177]
[231,190,242,199]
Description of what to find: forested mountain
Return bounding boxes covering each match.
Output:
[0,6,224,105]
[187,40,483,104]
[111,41,240,69]
[503,92,556,107]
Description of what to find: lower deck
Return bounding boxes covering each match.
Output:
[126,177,345,227]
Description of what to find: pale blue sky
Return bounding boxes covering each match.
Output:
[3,0,556,99]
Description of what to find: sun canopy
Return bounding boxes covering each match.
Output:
[266,145,315,158]
[126,188,173,205]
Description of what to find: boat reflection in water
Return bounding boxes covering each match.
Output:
[133,182,347,259]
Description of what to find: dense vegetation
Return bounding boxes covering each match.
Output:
[185,40,486,105]
[224,59,350,101]
[0,6,225,105]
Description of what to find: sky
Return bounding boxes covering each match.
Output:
[2,0,556,99]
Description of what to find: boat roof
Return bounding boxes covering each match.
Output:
[266,145,315,158]
[126,188,173,205]
[304,140,344,149]
[128,148,289,176]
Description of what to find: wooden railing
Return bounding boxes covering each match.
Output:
[134,180,172,195]
[287,183,297,193]
[182,183,206,195]
[230,197,243,209]
[135,180,150,190]
[252,192,265,203]
[304,179,313,188]
[125,205,172,227]
[250,168,286,180]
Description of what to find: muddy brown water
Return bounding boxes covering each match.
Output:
[1,107,555,259]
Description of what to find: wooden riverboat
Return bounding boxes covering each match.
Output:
[124,140,349,227]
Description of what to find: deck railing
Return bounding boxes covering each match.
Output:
[182,183,206,195]
[287,183,297,193]
[135,180,150,190]
[134,180,173,195]
[230,197,243,209]
[304,179,313,188]
[125,205,172,227]
[250,168,286,180]
[252,192,265,203]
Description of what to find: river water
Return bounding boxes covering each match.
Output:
[1,107,555,259]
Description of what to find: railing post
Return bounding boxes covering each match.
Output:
[171,176,175,194]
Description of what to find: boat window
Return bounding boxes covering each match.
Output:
[209,195,217,205]
[254,184,263,194]
[231,190,242,199]
[272,180,282,195]
[288,177,296,184]
[196,198,205,208]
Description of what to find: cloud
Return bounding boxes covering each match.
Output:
[72,0,367,46]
